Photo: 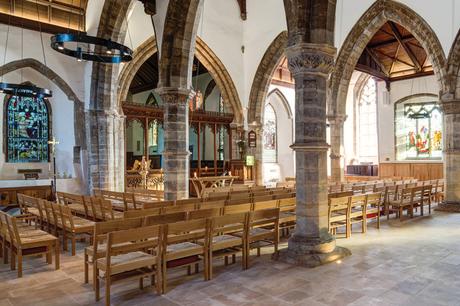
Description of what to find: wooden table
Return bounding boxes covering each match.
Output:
[190,176,239,198]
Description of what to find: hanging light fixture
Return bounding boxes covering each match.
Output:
[0,1,52,98]
[50,0,133,63]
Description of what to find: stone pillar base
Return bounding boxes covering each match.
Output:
[274,235,351,268]
[435,202,460,213]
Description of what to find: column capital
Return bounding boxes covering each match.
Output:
[155,87,193,104]
[440,99,460,115]
[327,114,348,125]
[285,43,336,77]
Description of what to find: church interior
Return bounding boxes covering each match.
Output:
[1,0,460,305]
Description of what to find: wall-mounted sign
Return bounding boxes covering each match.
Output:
[246,155,255,166]
[248,130,257,148]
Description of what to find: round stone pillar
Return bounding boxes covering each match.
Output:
[328,115,347,182]
[438,99,460,211]
[276,43,350,267]
[156,87,192,201]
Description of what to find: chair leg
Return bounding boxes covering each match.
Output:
[71,236,76,256]
[95,269,100,301]
[162,262,167,294]
[139,277,144,290]
[17,252,23,278]
[55,241,60,270]
[84,252,89,284]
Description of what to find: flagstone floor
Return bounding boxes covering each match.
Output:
[1,210,460,306]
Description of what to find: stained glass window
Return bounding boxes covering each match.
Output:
[358,78,378,163]
[395,99,442,160]
[6,95,49,163]
[263,104,277,163]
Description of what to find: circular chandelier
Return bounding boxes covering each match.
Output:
[0,82,52,98]
[50,33,133,63]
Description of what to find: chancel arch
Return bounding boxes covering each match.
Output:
[329,0,447,118]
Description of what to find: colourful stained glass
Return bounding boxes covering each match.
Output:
[396,99,442,160]
[6,96,49,162]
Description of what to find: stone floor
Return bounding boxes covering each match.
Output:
[2,210,460,306]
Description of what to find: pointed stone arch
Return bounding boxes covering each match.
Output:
[0,58,85,149]
[267,88,293,120]
[248,31,288,125]
[329,0,447,117]
[447,30,460,99]
[117,35,244,124]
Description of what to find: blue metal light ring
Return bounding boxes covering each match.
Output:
[0,82,52,98]
[51,33,133,63]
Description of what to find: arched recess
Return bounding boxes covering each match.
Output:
[447,30,460,98]
[117,36,244,124]
[267,88,293,120]
[329,0,448,117]
[0,58,85,149]
[247,31,288,125]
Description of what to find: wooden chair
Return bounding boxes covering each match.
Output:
[253,199,278,211]
[42,200,61,236]
[160,219,209,293]
[278,197,296,237]
[223,203,252,214]
[0,212,10,264]
[206,213,248,279]
[328,197,350,238]
[16,194,39,227]
[143,200,174,210]
[435,179,445,203]
[162,203,197,214]
[84,218,144,287]
[388,187,414,221]
[123,207,161,219]
[57,203,94,255]
[95,225,162,306]
[349,195,367,234]
[366,193,381,229]
[238,208,279,268]
[144,212,188,226]
[383,185,398,219]
[57,192,89,219]
[329,191,353,199]
[2,212,60,278]
[188,208,221,220]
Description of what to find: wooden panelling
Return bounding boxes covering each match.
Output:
[379,162,443,181]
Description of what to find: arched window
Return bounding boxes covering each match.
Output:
[6,95,50,163]
[263,104,277,163]
[358,78,378,163]
[395,96,442,160]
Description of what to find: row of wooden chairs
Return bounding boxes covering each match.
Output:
[328,179,420,193]
[18,194,94,255]
[329,192,382,238]
[86,208,280,306]
[56,192,122,221]
[205,186,295,201]
[0,211,60,277]
[387,185,433,221]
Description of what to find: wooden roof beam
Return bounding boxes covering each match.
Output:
[237,0,247,20]
[388,21,421,72]
[373,49,415,68]
[365,47,390,77]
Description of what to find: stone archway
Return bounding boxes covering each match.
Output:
[0,58,85,149]
[447,30,460,99]
[267,88,293,120]
[117,36,244,124]
[247,31,288,125]
[88,0,203,192]
[329,0,448,118]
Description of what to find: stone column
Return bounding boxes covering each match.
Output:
[86,109,125,193]
[328,115,347,182]
[156,87,192,201]
[438,99,460,211]
[277,43,350,267]
[248,123,264,186]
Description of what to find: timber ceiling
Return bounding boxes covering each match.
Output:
[129,54,209,95]
[0,0,87,33]
[356,21,433,82]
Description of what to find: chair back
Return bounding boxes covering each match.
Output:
[224,203,252,214]
[253,199,278,211]
[123,208,161,219]
[188,208,221,220]
[144,212,188,226]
